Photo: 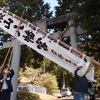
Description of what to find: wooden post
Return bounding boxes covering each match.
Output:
[10,40,21,100]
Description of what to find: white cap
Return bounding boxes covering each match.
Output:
[77,63,85,67]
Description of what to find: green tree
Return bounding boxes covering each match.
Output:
[2,0,52,22]
[41,57,74,90]
[20,45,43,69]
[55,0,74,16]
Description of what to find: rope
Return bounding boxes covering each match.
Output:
[0,10,25,71]
[8,38,16,65]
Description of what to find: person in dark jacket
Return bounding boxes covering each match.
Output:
[74,62,89,100]
[0,64,14,100]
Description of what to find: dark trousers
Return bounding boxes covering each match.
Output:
[90,95,95,100]
[0,90,11,100]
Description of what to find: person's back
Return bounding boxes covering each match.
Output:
[74,69,88,94]
[74,63,89,100]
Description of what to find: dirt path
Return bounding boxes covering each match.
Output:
[37,93,100,100]
[36,93,58,100]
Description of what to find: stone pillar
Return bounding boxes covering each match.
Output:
[36,19,47,31]
[10,40,21,100]
[68,20,80,50]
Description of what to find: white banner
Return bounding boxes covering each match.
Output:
[0,9,86,73]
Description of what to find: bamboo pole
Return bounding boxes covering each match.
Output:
[0,6,100,67]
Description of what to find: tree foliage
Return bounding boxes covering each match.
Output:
[55,0,74,16]
[41,57,74,90]
[1,0,52,22]
[20,45,43,69]
[19,66,59,94]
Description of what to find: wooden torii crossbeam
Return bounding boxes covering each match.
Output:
[0,6,100,68]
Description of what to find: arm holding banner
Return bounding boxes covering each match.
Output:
[77,62,90,77]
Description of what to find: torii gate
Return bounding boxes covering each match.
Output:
[0,7,100,100]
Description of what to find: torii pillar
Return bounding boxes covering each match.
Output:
[36,19,47,31]
[68,20,80,50]
[10,40,21,100]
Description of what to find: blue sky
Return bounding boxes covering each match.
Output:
[44,0,58,16]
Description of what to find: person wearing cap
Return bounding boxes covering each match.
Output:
[0,64,14,100]
[74,62,89,100]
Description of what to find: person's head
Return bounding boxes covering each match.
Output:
[77,63,85,69]
[2,67,8,75]
[2,64,10,75]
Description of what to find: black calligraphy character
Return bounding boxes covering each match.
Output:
[3,18,13,29]
[36,38,42,49]
[65,59,69,62]
[42,43,48,51]
[51,50,57,55]
[36,38,48,51]
[58,54,63,59]
[0,13,5,23]
[14,25,24,37]
[14,25,24,30]
[74,63,77,66]
[23,30,35,43]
